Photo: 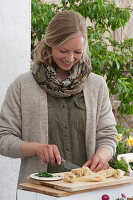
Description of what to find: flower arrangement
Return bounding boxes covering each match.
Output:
[102,193,127,200]
[109,125,133,173]
[116,125,133,155]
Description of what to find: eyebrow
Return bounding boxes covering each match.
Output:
[59,48,83,51]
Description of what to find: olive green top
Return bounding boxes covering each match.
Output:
[47,91,87,173]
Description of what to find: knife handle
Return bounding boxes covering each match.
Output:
[61,157,65,163]
[55,157,64,164]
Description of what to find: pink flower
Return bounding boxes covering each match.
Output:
[121,193,126,198]
[102,194,110,200]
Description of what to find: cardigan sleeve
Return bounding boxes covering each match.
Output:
[96,78,118,156]
[0,80,24,158]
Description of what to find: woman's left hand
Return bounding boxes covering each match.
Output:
[82,147,112,172]
[83,154,110,172]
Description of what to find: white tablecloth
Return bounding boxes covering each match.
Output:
[17,184,133,200]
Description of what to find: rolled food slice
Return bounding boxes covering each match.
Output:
[63,172,76,183]
[82,166,96,176]
[97,168,115,179]
[71,168,84,178]
[114,169,125,179]
[117,153,133,163]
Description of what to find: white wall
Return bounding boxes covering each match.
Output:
[0,1,31,200]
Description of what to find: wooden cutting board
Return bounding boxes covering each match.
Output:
[26,172,133,192]
[19,175,133,197]
[19,182,71,197]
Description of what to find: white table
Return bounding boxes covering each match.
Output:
[17,184,133,200]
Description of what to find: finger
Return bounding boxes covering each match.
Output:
[101,163,110,170]
[53,145,61,165]
[39,151,47,163]
[95,161,110,172]
[94,163,103,172]
[90,159,99,171]
[43,147,51,163]
[48,146,56,166]
[82,159,92,167]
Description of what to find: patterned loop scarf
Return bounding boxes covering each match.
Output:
[32,59,90,97]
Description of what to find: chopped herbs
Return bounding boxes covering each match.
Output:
[35,172,54,178]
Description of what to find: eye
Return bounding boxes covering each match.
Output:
[59,50,67,53]
[75,51,82,54]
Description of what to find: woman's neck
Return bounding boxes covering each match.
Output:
[56,68,69,81]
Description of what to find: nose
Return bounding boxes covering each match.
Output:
[66,53,74,63]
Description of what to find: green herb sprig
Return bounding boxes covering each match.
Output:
[109,159,129,175]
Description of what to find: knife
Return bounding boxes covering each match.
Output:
[61,157,81,171]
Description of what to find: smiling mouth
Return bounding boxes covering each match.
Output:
[62,60,73,67]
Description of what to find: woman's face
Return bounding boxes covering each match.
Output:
[52,35,85,72]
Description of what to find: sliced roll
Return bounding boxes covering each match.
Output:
[114,169,125,179]
[97,168,115,178]
[63,172,76,183]
[82,166,95,176]
[71,168,84,178]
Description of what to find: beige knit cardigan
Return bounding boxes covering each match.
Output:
[0,71,117,184]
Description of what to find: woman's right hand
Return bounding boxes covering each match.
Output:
[20,142,61,166]
[36,144,62,166]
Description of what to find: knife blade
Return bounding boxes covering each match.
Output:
[61,157,80,171]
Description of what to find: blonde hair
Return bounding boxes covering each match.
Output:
[33,10,91,69]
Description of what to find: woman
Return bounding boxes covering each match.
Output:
[0,10,117,184]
